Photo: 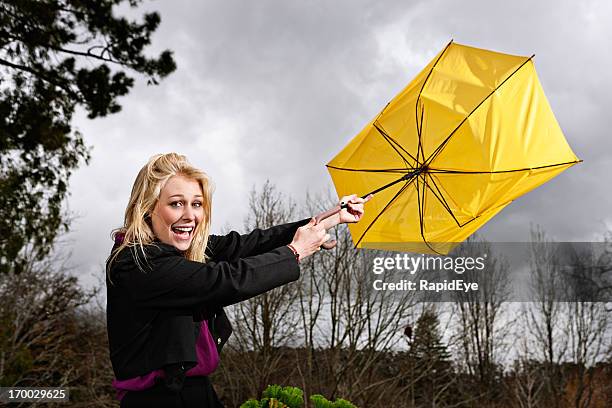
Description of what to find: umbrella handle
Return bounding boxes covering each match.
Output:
[314,206,341,250]
[315,193,373,223]
[314,194,373,250]
[314,205,342,224]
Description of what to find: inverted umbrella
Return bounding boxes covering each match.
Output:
[325,41,580,254]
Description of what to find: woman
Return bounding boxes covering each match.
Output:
[106,153,367,407]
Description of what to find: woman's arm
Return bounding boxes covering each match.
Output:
[122,244,301,310]
[206,218,311,262]
[206,195,367,261]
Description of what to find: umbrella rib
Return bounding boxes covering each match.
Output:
[426,160,582,174]
[416,173,444,255]
[326,165,410,174]
[416,39,454,167]
[373,122,417,165]
[418,173,481,252]
[417,103,426,165]
[430,172,522,228]
[354,176,416,248]
[457,215,481,228]
[417,173,425,236]
[459,202,511,228]
[424,172,462,227]
[424,54,535,168]
[426,172,526,228]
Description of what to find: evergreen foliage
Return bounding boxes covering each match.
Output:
[407,308,454,406]
[0,0,175,273]
[239,385,357,408]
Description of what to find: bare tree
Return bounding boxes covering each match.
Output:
[450,238,511,402]
[216,181,302,402]
[294,191,421,407]
[0,249,97,407]
[506,358,545,408]
[523,228,611,408]
[521,225,569,407]
[562,245,610,408]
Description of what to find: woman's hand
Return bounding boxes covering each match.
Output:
[317,194,372,231]
[289,218,330,261]
[338,194,371,224]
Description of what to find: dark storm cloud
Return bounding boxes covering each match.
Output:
[64,0,611,287]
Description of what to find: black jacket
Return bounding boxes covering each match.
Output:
[106,219,308,380]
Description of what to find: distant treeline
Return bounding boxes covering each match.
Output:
[1,183,610,407]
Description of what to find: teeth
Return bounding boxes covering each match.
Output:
[173,226,193,232]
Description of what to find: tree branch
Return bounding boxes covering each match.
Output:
[0,56,78,98]
[1,30,126,67]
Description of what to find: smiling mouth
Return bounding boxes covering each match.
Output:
[171,226,194,240]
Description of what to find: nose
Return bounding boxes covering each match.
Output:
[182,205,195,221]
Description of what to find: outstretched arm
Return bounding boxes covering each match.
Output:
[206,218,310,262]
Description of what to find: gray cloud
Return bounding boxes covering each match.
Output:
[64,0,612,288]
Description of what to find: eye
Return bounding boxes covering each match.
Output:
[193,201,202,208]
[170,201,183,207]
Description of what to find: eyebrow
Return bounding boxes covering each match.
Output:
[168,194,203,198]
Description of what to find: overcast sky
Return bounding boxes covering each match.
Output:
[64,0,612,289]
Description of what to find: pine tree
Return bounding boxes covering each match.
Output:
[408,308,454,407]
[0,0,175,273]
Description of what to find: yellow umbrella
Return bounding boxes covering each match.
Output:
[326,41,580,254]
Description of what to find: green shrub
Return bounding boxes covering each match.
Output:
[239,385,357,408]
[240,400,263,408]
[310,394,357,408]
[262,385,303,408]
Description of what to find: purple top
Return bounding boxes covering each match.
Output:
[112,319,220,401]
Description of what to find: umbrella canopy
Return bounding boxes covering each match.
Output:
[327,41,580,254]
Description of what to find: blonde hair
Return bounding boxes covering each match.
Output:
[107,153,214,281]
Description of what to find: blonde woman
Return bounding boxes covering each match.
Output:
[106,153,367,408]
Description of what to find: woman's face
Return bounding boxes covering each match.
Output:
[151,175,204,251]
